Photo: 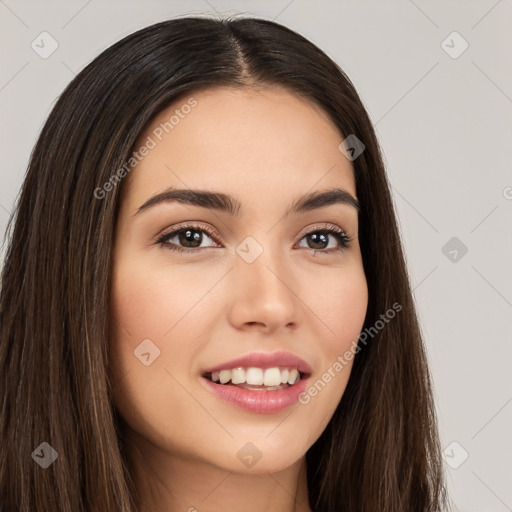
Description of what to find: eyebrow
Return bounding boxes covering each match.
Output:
[134,186,360,217]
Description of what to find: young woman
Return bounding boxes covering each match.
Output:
[0,16,448,512]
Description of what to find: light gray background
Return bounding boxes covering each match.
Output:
[1,1,511,510]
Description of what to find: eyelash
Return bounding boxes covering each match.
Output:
[155,223,352,255]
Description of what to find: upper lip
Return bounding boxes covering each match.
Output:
[202,351,312,376]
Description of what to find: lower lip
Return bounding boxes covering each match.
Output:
[201,376,309,414]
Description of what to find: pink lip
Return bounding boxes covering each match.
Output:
[202,351,312,375]
[200,375,310,414]
[200,351,312,414]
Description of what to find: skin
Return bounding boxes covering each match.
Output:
[110,86,368,512]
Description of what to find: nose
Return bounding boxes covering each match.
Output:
[225,245,302,334]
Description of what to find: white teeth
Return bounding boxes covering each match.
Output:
[207,366,304,386]
[287,368,299,385]
[231,367,245,385]
[263,367,282,387]
[245,367,264,385]
[219,369,231,384]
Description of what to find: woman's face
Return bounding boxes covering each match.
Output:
[110,86,368,475]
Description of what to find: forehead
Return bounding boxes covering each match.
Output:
[121,86,356,214]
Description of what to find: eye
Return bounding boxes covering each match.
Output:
[155,224,219,253]
[296,225,352,254]
[155,223,352,254]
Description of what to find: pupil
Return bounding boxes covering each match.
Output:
[180,229,202,247]
[308,232,327,249]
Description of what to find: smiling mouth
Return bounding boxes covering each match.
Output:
[202,366,308,391]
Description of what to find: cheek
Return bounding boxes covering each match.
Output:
[294,265,367,429]
[308,263,368,351]
[108,260,222,448]
[110,256,225,346]
[108,257,231,403]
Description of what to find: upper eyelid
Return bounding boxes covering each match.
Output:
[156,222,350,245]
[156,221,223,245]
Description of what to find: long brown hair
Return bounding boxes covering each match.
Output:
[0,16,448,511]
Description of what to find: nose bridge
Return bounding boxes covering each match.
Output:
[228,233,300,329]
[237,236,291,297]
